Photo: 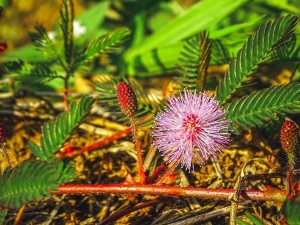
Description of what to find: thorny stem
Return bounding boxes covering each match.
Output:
[130,117,146,184]
[155,161,179,185]
[51,184,286,202]
[13,204,26,225]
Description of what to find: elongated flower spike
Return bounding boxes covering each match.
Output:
[117,81,138,117]
[152,89,230,172]
[281,119,299,197]
[281,120,299,154]
[117,81,146,184]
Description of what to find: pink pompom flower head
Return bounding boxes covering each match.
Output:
[152,89,230,172]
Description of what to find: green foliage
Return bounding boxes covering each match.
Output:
[284,196,300,225]
[236,218,251,225]
[175,31,211,92]
[2,60,62,84]
[28,24,63,62]
[72,27,131,71]
[96,76,162,127]
[211,39,230,65]
[125,0,248,62]
[224,83,300,135]
[0,159,75,209]
[60,0,74,65]
[28,95,95,160]
[217,15,298,105]
[0,209,7,225]
[244,211,264,225]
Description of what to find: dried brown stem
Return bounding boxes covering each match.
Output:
[98,199,161,225]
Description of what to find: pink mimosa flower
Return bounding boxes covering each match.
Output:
[152,89,230,171]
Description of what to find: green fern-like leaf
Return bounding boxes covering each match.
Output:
[0,160,72,208]
[211,39,230,65]
[224,83,300,135]
[72,27,131,70]
[217,15,298,105]
[28,24,63,63]
[3,60,62,84]
[96,75,162,127]
[175,31,212,92]
[28,95,95,160]
[60,0,74,65]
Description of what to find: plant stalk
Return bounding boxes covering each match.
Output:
[51,184,286,202]
[63,127,132,158]
[155,161,179,185]
[286,153,295,197]
[129,117,146,184]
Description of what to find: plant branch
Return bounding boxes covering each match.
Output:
[130,117,146,184]
[98,199,161,225]
[155,161,179,185]
[51,184,286,202]
[13,204,26,225]
[61,127,131,158]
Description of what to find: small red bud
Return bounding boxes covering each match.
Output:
[281,120,299,154]
[117,82,138,117]
[0,42,7,52]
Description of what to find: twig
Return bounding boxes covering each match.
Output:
[51,184,286,202]
[63,127,131,158]
[168,200,251,225]
[229,175,244,225]
[13,204,26,225]
[155,161,179,185]
[99,199,161,225]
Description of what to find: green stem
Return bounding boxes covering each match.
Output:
[63,73,70,111]
[286,153,295,197]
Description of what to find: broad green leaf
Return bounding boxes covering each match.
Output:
[125,0,248,61]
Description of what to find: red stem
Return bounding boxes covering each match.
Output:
[130,118,146,184]
[63,127,131,157]
[51,184,286,202]
[155,161,179,185]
